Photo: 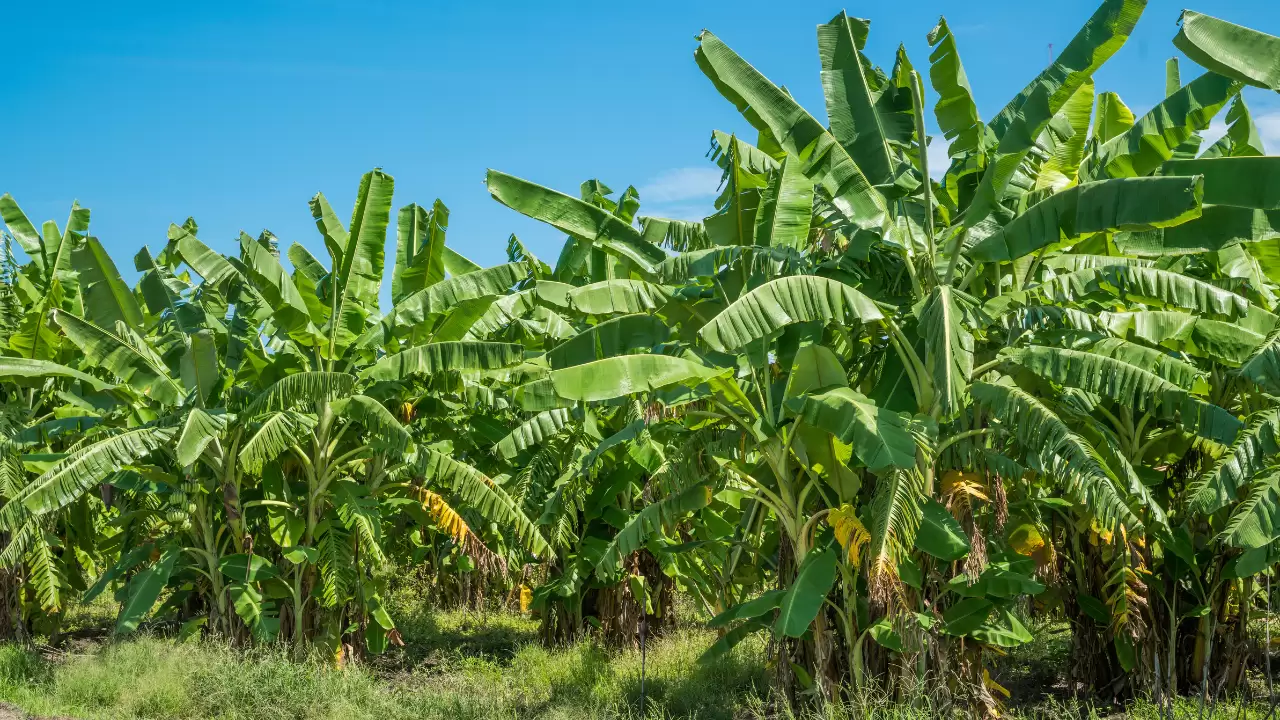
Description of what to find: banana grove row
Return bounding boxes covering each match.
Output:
[3,0,1280,713]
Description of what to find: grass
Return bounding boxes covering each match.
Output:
[0,604,1276,719]
[0,610,767,720]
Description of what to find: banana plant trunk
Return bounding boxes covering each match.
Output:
[594,549,674,647]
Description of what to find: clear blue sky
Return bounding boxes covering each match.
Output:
[5,1,1279,310]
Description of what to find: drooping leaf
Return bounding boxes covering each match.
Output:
[567,280,672,315]
[1087,337,1207,392]
[698,621,768,664]
[415,450,549,558]
[784,344,849,404]
[708,589,788,629]
[0,357,112,392]
[596,482,712,577]
[228,582,279,643]
[1162,158,1280,210]
[774,547,838,638]
[970,609,1035,647]
[699,276,883,353]
[943,597,993,636]
[383,262,527,331]
[244,372,356,416]
[865,467,927,586]
[1043,265,1251,318]
[640,217,714,253]
[24,531,61,612]
[175,408,229,467]
[1100,310,1265,366]
[316,519,354,607]
[1001,346,1187,413]
[514,355,727,410]
[915,498,970,561]
[360,342,523,382]
[219,554,280,582]
[1088,71,1240,178]
[116,547,179,634]
[331,395,411,454]
[547,314,671,369]
[238,412,317,474]
[333,480,387,566]
[1174,11,1280,91]
[1218,472,1280,549]
[968,176,1204,263]
[486,171,665,273]
[972,379,1140,531]
[495,409,573,460]
[798,387,917,472]
[1185,408,1280,516]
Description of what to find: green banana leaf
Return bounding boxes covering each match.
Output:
[1174,11,1280,91]
[968,176,1204,263]
[698,276,883,353]
[774,547,837,637]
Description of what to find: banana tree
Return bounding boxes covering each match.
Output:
[0,172,551,657]
[675,0,1280,709]
[482,173,744,645]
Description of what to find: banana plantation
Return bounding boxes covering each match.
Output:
[3,0,1280,715]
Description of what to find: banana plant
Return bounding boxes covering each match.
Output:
[0,173,550,656]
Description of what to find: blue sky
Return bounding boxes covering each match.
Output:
[5,1,1279,310]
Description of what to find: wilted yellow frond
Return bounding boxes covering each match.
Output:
[941,470,989,503]
[1089,520,1114,546]
[983,667,1011,698]
[519,584,533,614]
[415,487,471,545]
[827,504,871,569]
[868,555,905,608]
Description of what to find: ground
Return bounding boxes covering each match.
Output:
[0,592,1276,719]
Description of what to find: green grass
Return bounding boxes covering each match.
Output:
[0,608,1275,719]
[0,614,767,720]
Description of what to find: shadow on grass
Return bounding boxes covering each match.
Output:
[382,601,541,673]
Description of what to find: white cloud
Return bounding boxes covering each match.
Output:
[1258,111,1280,153]
[640,202,710,222]
[1202,109,1280,152]
[638,167,724,203]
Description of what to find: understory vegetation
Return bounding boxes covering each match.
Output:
[4,0,1280,717]
[0,597,1274,719]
